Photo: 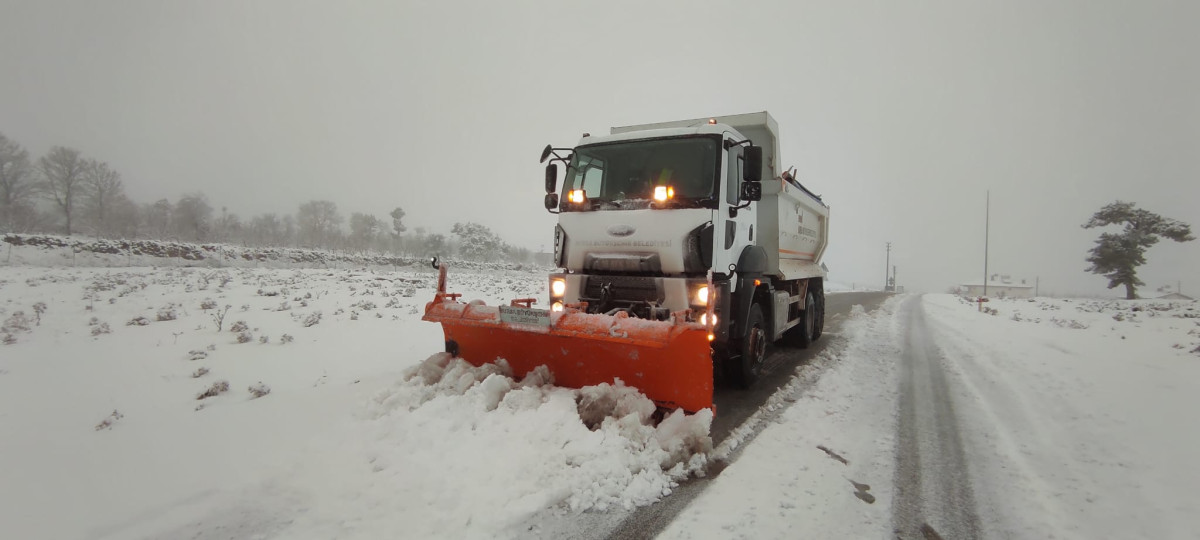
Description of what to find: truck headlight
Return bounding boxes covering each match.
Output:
[551,279,566,297]
[695,285,709,305]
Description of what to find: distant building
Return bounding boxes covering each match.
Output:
[1157,292,1194,301]
[959,274,1034,299]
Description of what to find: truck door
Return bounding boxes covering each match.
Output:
[713,135,757,276]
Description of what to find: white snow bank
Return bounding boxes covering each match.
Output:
[0,265,713,540]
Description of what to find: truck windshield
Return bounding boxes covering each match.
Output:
[561,136,719,211]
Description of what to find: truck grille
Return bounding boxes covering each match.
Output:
[582,275,662,305]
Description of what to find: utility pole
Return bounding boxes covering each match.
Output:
[1035,276,1040,297]
[893,265,898,292]
[885,242,892,292]
[983,190,990,297]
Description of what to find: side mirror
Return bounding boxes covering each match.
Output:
[545,163,558,193]
[540,144,553,164]
[740,182,762,202]
[743,145,763,183]
[544,193,559,210]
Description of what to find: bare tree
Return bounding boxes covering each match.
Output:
[143,199,172,238]
[249,213,282,246]
[0,133,37,232]
[297,200,341,248]
[173,193,213,242]
[349,212,382,252]
[107,194,140,238]
[39,146,88,235]
[213,207,242,243]
[82,159,125,236]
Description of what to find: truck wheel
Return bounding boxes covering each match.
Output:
[812,288,825,341]
[733,303,768,388]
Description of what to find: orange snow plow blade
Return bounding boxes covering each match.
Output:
[422,267,714,412]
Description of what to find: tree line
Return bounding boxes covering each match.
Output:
[0,132,536,262]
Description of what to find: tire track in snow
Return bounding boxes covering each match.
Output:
[892,296,982,539]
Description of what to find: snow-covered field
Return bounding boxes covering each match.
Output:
[4,243,1197,540]
[0,264,711,540]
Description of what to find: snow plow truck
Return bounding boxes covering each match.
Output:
[424,111,828,413]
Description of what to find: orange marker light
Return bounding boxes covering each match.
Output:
[653,185,669,201]
[568,190,585,204]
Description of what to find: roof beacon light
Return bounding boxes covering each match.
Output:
[653,185,675,202]
[707,118,717,125]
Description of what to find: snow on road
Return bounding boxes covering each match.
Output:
[660,298,903,540]
[663,294,1200,540]
[923,294,1200,539]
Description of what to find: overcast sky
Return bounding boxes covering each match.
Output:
[1,0,1196,295]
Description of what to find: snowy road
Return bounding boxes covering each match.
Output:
[892,296,981,539]
[526,291,894,540]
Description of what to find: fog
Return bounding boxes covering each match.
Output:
[1,0,1196,295]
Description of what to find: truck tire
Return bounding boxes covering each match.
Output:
[732,303,768,388]
[812,288,825,341]
[798,290,816,348]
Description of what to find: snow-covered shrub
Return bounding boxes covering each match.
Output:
[236,331,253,344]
[32,302,46,325]
[156,307,177,321]
[1050,317,1089,330]
[2,311,31,333]
[90,322,111,336]
[280,334,294,344]
[259,335,269,344]
[196,380,230,400]
[94,410,124,431]
[350,311,359,321]
[127,316,150,326]
[302,312,322,327]
[211,305,231,331]
[187,350,208,361]
[200,298,218,311]
[229,320,249,333]
[248,382,271,399]
[192,367,209,378]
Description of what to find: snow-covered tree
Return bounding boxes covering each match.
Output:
[389,207,407,235]
[451,222,505,260]
[349,212,382,252]
[38,146,88,235]
[143,199,172,238]
[0,133,37,232]
[81,159,125,236]
[297,200,341,249]
[1083,201,1194,299]
[173,193,213,242]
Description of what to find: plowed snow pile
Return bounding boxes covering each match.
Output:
[0,265,712,540]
